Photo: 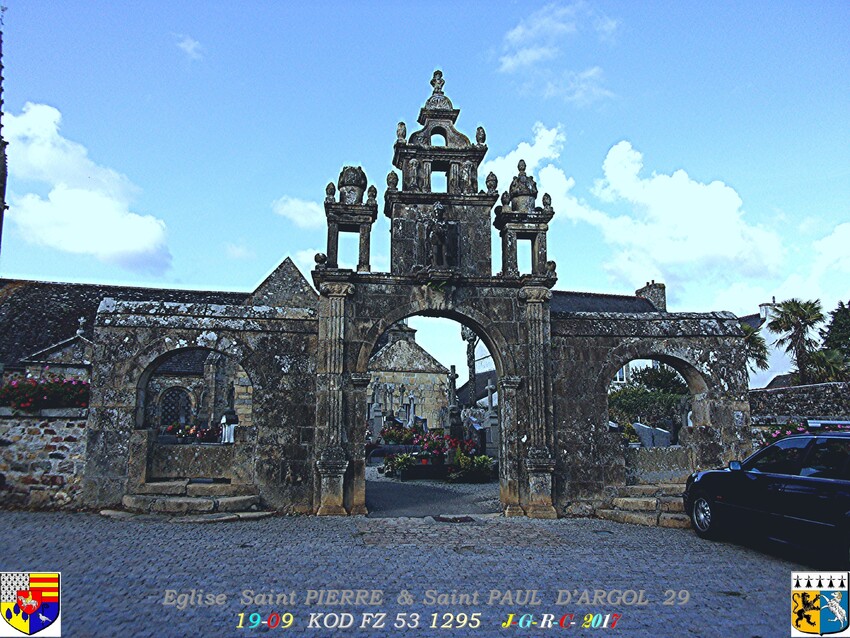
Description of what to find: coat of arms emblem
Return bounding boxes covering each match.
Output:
[792,572,850,637]
[0,573,61,637]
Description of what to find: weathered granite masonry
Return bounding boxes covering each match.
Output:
[83,299,318,511]
[0,408,87,508]
[749,381,850,424]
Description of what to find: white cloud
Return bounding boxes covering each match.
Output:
[5,103,172,274]
[479,123,565,191]
[293,248,323,279]
[176,35,203,61]
[271,195,325,229]
[498,2,618,103]
[224,241,255,260]
[543,67,615,105]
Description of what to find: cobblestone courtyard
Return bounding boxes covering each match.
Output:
[1,508,805,638]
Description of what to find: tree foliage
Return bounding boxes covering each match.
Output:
[630,365,688,394]
[741,322,770,372]
[821,300,850,358]
[767,298,824,385]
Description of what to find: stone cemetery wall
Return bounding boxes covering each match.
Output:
[0,408,87,509]
[749,381,850,424]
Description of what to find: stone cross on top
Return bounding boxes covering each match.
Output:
[447,365,459,407]
[485,377,496,411]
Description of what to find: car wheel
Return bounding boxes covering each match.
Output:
[691,493,720,539]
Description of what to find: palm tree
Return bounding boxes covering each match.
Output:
[809,349,850,383]
[767,298,824,385]
[741,322,770,372]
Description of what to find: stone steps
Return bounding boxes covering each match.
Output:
[123,480,265,516]
[596,484,690,529]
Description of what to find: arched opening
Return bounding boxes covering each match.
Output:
[605,353,708,485]
[137,347,254,484]
[430,127,447,146]
[362,316,501,517]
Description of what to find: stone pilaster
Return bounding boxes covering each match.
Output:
[347,372,372,515]
[498,375,524,517]
[519,286,557,518]
[316,282,354,515]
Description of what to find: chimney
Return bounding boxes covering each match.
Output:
[636,280,666,312]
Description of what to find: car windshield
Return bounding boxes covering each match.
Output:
[744,437,811,475]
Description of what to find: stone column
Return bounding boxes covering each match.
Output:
[499,376,523,516]
[347,372,372,515]
[519,286,557,518]
[326,223,339,268]
[357,224,371,272]
[533,229,548,275]
[501,229,518,277]
[316,282,354,515]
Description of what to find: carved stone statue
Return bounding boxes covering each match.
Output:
[387,171,399,191]
[396,121,406,142]
[406,159,421,192]
[542,192,552,209]
[486,172,498,195]
[366,185,377,206]
[325,182,336,203]
[461,160,475,193]
[427,219,448,268]
[476,126,486,145]
[430,70,445,95]
[501,191,511,212]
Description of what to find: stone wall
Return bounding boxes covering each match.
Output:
[749,382,850,424]
[0,408,87,508]
[366,371,448,429]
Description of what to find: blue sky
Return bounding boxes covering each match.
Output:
[2,1,849,387]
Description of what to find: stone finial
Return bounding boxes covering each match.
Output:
[338,166,367,205]
[387,170,399,191]
[366,185,377,206]
[325,182,336,203]
[396,121,406,142]
[77,316,86,337]
[476,126,486,145]
[509,158,538,212]
[430,70,445,95]
[486,172,498,196]
[314,252,328,265]
[542,193,552,210]
[500,191,510,211]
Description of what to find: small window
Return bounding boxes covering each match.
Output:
[747,437,811,475]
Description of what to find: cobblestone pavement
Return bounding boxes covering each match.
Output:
[365,467,500,517]
[0,510,809,638]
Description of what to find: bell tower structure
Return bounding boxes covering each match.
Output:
[384,71,500,278]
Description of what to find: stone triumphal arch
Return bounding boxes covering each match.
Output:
[83,71,750,517]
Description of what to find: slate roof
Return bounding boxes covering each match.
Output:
[551,290,656,314]
[457,369,498,406]
[0,279,248,368]
[738,313,765,330]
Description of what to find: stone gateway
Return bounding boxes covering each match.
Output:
[0,72,751,517]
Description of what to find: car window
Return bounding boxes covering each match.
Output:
[746,437,811,475]
[799,438,850,479]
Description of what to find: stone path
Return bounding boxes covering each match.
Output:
[365,466,500,518]
[0,510,805,637]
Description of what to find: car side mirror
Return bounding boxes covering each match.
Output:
[728,460,742,471]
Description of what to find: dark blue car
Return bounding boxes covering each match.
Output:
[683,432,850,561]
